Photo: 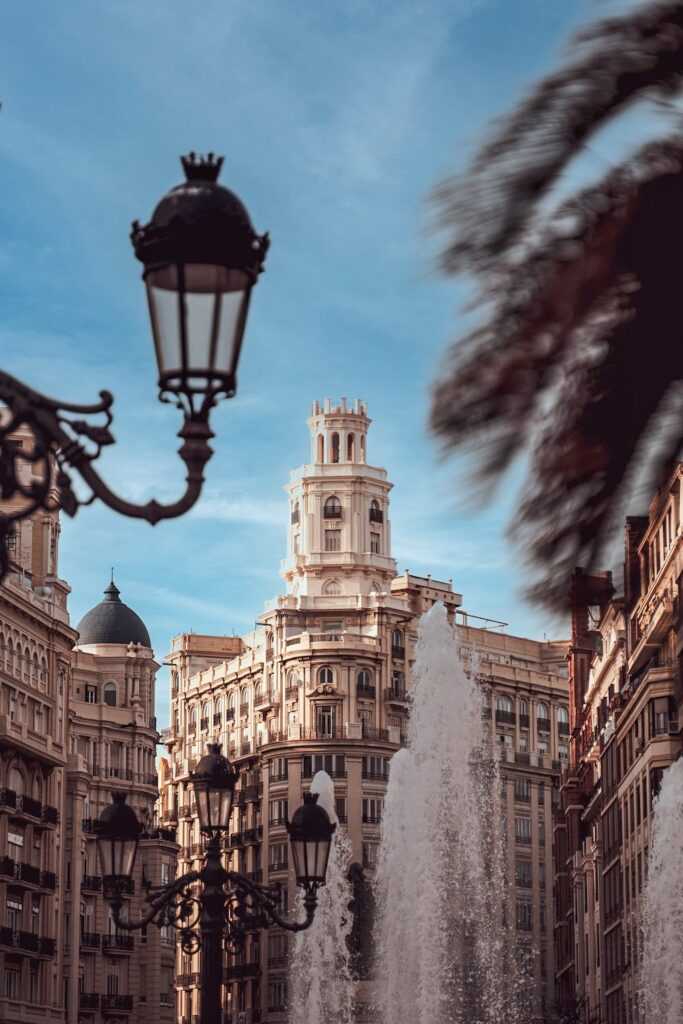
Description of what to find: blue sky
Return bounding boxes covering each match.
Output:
[1,0,644,729]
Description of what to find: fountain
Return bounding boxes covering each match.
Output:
[288,771,355,1024]
[641,757,683,1024]
[375,602,527,1024]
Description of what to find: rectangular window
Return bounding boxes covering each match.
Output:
[335,797,347,823]
[85,685,97,704]
[316,705,336,738]
[31,895,40,934]
[8,829,24,859]
[4,968,19,999]
[370,532,380,554]
[268,979,287,1012]
[269,757,288,782]
[362,798,383,824]
[516,899,533,931]
[515,860,532,887]
[269,843,288,870]
[269,799,288,825]
[515,816,531,844]
[7,894,22,930]
[28,961,40,1003]
[514,778,530,802]
[324,530,341,552]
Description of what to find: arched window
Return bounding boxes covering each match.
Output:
[291,501,300,526]
[519,699,529,717]
[103,682,117,707]
[331,432,340,463]
[360,435,366,462]
[255,679,265,704]
[318,666,334,685]
[214,699,223,727]
[240,688,250,713]
[323,579,341,596]
[347,434,355,461]
[190,706,197,727]
[496,695,513,713]
[201,703,210,730]
[23,647,30,681]
[537,702,549,719]
[32,774,42,801]
[324,496,342,518]
[317,434,324,463]
[357,669,372,690]
[392,629,404,651]
[557,706,569,724]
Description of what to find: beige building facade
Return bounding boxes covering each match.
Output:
[0,425,178,1024]
[160,400,569,1024]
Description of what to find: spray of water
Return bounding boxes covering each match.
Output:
[375,603,527,1024]
[641,757,683,1024]
[288,771,354,1024]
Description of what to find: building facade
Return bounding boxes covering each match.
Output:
[160,400,569,1024]
[0,425,177,1024]
[555,464,683,1024]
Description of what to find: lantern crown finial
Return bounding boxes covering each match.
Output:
[181,152,224,183]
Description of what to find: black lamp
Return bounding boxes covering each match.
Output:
[191,743,239,834]
[287,792,336,892]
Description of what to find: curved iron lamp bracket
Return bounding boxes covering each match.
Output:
[106,866,318,955]
[0,369,214,580]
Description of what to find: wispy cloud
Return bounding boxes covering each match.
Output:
[189,494,287,528]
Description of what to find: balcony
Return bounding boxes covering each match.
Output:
[384,688,409,704]
[357,684,376,699]
[269,817,287,829]
[81,931,101,949]
[224,961,260,980]
[323,506,342,519]
[241,741,252,756]
[17,862,41,886]
[41,870,57,890]
[80,993,100,1010]
[42,805,59,825]
[180,804,191,818]
[243,828,259,843]
[103,876,134,896]
[243,783,261,802]
[82,874,102,892]
[0,787,17,809]
[537,718,550,733]
[103,933,135,952]
[214,713,222,726]
[0,928,56,957]
[361,768,389,781]
[230,833,244,848]
[82,818,98,833]
[495,709,516,726]
[391,644,405,660]
[369,507,384,524]
[519,714,530,728]
[360,726,389,742]
[558,722,570,736]
[269,859,288,872]
[246,869,263,883]
[362,815,382,825]
[19,795,42,818]
[269,955,288,969]
[102,994,134,1012]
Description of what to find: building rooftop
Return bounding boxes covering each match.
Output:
[76,579,151,648]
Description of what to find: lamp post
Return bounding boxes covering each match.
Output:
[97,745,334,1024]
[0,152,269,580]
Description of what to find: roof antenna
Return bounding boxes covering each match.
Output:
[111,566,115,584]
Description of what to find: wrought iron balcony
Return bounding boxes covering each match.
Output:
[102,994,133,1011]
[269,858,288,872]
[41,870,57,890]
[360,725,389,741]
[537,717,550,732]
[81,874,103,892]
[0,788,17,809]
[323,506,342,519]
[103,933,135,952]
[18,862,41,885]
[19,795,42,818]
[384,688,409,704]
[357,684,376,699]
[82,818,98,833]
[369,507,384,524]
[391,644,405,660]
[80,993,100,1009]
[80,931,101,949]
[42,805,59,825]
[495,709,516,725]
[224,961,260,980]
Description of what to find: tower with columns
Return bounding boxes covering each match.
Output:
[282,399,395,598]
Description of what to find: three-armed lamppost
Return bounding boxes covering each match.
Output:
[0,152,269,579]
[96,745,335,1024]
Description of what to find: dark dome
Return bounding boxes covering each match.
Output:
[76,580,151,648]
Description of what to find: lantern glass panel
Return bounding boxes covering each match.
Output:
[195,786,210,831]
[146,265,182,379]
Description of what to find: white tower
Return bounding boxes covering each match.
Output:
[281,398,396,597]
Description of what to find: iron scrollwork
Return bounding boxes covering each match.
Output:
[0,369,214,581]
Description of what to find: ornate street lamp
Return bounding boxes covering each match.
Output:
[0,153,269,580]
[97,745,335,1024]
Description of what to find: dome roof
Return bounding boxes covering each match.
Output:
[76,579,151,648]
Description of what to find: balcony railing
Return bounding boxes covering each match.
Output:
[246,869,263,883]
[360,726,390,742]
[361,768,389,781]
[323,506,342,519]
[82,874,102,892]
[80,993,100,1010]
[269,859,288,872]
[41,870,57,890]
[103,933,135,952]
[384,688,409,703]
[18,862,41,886]
[558,722,570,736]
[42,805,59,825]
[362,815,382,825]
[224,961,260,980]
[82,818,98,833]
[391,645,405,660]
[0,787,17,809]
[0,928,56,956]
[19,795,42,818]
[357,684,376,699]
[269,817,287,828]
[102,994,134,1011]
[495,709,516,725]
[81,931,101,949]
[369,507,384,524]
[519,714,530,728]
[537,718,550,732]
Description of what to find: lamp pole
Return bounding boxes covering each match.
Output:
[0,153,269,581]
[97,746,335,1024]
